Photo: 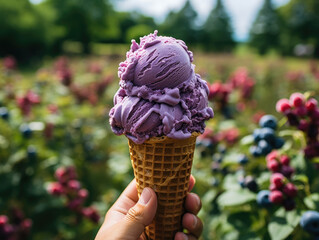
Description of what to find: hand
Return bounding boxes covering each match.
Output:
[95,175,203,240]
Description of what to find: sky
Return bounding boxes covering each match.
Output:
[114,0,290,41]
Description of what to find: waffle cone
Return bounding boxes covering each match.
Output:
[128,132,199,240]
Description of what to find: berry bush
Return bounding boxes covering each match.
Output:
[1,54,319,240]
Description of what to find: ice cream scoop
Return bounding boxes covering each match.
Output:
[109,31,214,143]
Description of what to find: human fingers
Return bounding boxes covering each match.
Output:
[185,193,201,215]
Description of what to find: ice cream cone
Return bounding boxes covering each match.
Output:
[128,132,199,240]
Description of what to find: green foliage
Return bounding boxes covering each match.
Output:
[160,0,198,44]
[278,0,319,57]
[0,0,59,60]
[249,0,280,55]
[202,0,236,52]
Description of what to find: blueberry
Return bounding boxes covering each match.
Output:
[250,145,262,157]
[274,137,285,149]
[212,153,223,163]
[217,144,227,154]
[0,107,9,120]
[258,140,272,155]
[300,211,319,234]
[245,176,258,193]
[238,177,246,188]
[210,178,219,187]
[253,128,262,143]
[259,128,276,143]
[259,115,277,130]
[20,123,32,138]
[27,146,37,160]
[238,154,249,165]
[196,139,203,147]
[257,190,272,207]
[201,139,214,150]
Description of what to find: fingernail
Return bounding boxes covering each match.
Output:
[139,188,152,205]
[192,215,198,228]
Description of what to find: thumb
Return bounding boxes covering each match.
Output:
[114,187,157,240]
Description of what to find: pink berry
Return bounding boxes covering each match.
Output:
[283,183,298,197]
[67,180,81,191]
[78,189,89,199]
[82,207,100,223]
[21,219,32,233]
[306,98,318,112]
[276,99,291,113]
[270,190,284,204]
[48,182,64,195]
[266,151,279,162]
[290,93,305,108]
[271,173,285,188]
[0,215,8,226]
[269,184,277,191]
[280,155,290,166]
[267,160,280,172]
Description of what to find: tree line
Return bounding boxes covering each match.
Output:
[0,0,318,60]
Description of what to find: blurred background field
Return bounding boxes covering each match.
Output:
[1,0,319,240]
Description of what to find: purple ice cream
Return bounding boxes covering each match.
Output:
[109,31,214,143]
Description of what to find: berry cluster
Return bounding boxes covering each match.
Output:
[54,56,73,86]
[250,115,285,157]
[266,151,298,211]
[48,166,100,223]
[197,128,239,157]
[229,67,255,101]
[208,82,232,118]
[276,92,319,159]
[16,90,41,117]
[0,210,32,240]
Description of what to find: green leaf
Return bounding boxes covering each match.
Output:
[240,135,254,145]
[304,193,319,210]
[268,208,300,240]
[218,189,256,207]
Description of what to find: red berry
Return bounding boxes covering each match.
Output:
[82,207,100,223]
[290,93,305,107]
[267,160,280,172]
[276,99,291,113]
[271,173,285,188]
[283,183,298,197]
[266,151,279,162]
[306,98,318,112]
[0,215,8,226]
[270,190,284,204]
[280,155,290,166]
[269,184,277,191]
[298,119,309,131]
[67,180,81,191]
[78,189,89,199]
[295,106,307,117]
[20,219,32,233]
[48,182,64,195]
